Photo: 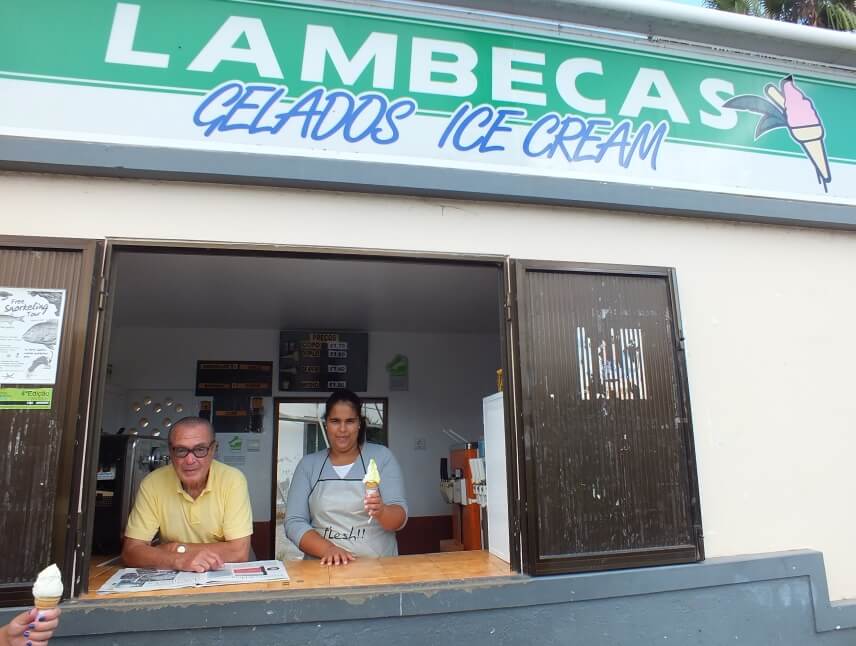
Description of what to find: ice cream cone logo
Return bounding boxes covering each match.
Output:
[724,75,831,193]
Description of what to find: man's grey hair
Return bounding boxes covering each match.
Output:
[168,417,215,444]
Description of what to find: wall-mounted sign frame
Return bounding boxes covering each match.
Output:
[279,331,368,392]
[1,1,856,211]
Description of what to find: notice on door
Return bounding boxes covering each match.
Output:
[0,288,66,385]
[0,387,53,410]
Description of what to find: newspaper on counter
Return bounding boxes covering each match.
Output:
[97,560,288,594]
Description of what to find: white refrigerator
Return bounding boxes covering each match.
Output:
[482,392,510,563]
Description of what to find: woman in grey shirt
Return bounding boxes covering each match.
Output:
[285,390,408,565]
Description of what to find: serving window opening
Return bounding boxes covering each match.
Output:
[84,247,514,597]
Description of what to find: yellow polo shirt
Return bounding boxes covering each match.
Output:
[125,460,253,544]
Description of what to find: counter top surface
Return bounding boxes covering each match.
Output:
[81,550,513,600]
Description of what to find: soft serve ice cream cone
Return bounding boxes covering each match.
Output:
[363,458,381,522]
[363,457,381,493]
[32,563,63,609]
[780,77,831,189]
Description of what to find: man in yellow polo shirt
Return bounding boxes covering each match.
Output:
[121,417,253,572]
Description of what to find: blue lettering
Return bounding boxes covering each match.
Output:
[572,118,612,163]
[596,120,633,164]
[523,113,561,158]
[452,106,495,152]
[378,98,416,144]
[311,90,354,141]
[524,114,666,170]
[273,87,325,138]
[441,105,524,153]
[249,86,287,134]
[193,82,244,137]
[480,108,526,153]
[623,121,668,170]
[343,94,387,143]
[550,116,587,161]
[438,103,471,149]
[194,83,418,148]
[218,84,279,133]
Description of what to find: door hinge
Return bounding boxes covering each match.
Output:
[97,275,107,311]
[504,298,513,321]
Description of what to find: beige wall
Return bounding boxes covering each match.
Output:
[3,171,856,599]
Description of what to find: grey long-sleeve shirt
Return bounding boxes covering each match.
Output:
[284,443,409,549]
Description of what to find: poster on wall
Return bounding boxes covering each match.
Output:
[0,387,53,410]
[279,331,368,392]
[386,354,409,392]
[0,287,66,385]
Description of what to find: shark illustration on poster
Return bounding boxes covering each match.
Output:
[724,75,831,192]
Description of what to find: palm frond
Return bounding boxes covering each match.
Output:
[821,2,856,30]
[710,0,856,30]
[755,113,788,138]
[704,0,765,14]
[723,95,783,117]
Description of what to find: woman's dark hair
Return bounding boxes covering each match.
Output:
[324,389,367,445]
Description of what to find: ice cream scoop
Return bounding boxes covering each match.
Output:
[32,563,63,608]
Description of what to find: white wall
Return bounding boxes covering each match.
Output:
[4,172,856,600]
[107,328,277,521]
[107,326,499,521]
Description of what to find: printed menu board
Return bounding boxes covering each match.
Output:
[279,331,368,392]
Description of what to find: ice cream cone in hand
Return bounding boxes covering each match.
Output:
[32,563,63,609]
[363,458,381,522]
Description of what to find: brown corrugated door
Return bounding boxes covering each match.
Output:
[513,260,702,575]
[0,237,99,606]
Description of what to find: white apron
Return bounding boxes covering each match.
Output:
[308,449,398,558]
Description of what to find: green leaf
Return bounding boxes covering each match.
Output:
[723,95,783,117]
[755,113,788,138]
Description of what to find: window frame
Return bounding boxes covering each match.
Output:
[73,240,516,598]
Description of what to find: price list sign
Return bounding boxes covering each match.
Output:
[279,331,368,392]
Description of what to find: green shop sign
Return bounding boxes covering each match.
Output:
[1,0,854,202]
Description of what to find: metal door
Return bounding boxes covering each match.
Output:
[512,260,703,575]
[0,237,100,605]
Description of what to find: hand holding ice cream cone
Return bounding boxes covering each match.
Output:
[0,564,63,646]
[0,607,61,646]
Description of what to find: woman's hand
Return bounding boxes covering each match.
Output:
[364,489,385,520]
[320,545,356,566]
[1,607,61,646]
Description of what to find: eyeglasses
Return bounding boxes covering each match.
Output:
[170,440,216,459]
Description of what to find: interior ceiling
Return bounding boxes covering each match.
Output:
[112,251,502,334]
